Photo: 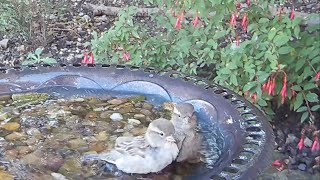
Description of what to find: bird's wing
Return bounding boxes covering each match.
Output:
[115,136,150,158]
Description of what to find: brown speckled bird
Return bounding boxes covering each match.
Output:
[171,103,201,163]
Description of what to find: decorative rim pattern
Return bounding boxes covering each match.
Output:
[0,63,274,180]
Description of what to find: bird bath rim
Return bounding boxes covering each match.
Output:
[0,64,274,179]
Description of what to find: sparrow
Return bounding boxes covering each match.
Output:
[171,103,201,163]
[82,118,179,174]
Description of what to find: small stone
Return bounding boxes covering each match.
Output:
[0,171,13,180]
[142,103,153,110]
[58,158,82,175]
[45,156,64,172]
[107,98,128,105]
[140,109,152,116]
[5,132,26,141]
[96,131,108,141]
[17,146,32,155]
[26,128,42,139]
[67,138,87,149]
[51,173,68,180]
[0,39,9,49]
[133,114,146,120]
[298,163,307,171]
[100,111,110,119]
[304,137,313,147]
[1,122,20,131]
[89,141,106,152]
[5,149,18,157]
[128,119,141,125]
[131,127,147,136]
[22,153,42,166]
[110,113,123,121]
[285,133,297,144]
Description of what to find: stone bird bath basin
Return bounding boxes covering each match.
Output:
[0,64,274,179]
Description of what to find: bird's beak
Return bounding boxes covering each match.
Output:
[166,135,176,143]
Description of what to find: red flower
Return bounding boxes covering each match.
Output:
[311,136,319,152]
[262,81,268,93]
[290,7,295,20]
[236,36,240,47]
[81,51,90,64]
[230,13,237,27]
[193,13,200,27]
[280,75,287,104]
[297,135,305,151]
[174,12,184,30]
[241,13,248,33]
[252,93,257,103]
[268,79,275,96]
[272,159,282,167]
[246,0,251,7]
[316,71,320,81]
[123,52,131,61]
[87,52,95,64]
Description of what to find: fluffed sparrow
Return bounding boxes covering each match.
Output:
[82,118,179,174]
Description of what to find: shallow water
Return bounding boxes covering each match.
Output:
[0,90,223,180]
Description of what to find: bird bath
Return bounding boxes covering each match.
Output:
[0,64,274,179]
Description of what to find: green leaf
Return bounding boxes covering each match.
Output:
[230,74,238,86]
[21,60,35,65]
[34,48,43,56]
[292,85,302,91]
[268,28,277,40]
[300,112,309,123]
[303,83,316,90]
[294,92,303,111]
[243,82,256,92]
[306,92,318,102]
[295,60,305,72]
[273,34,289,47]
[43,58,57,64]
[278,46,291,54]
[311,105,320,111]
[296,106,307,112]
[259,18,269,24]
[258,99,268,107]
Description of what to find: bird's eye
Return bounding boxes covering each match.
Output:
[159,132,164,136]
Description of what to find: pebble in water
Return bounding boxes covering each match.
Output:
[110,113,123,121]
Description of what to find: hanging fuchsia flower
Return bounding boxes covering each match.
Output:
[290,7,295,20]
[193,13,200,27]
[246,0,251,7]
[241,13,248,33]
[174,12,184,30]
[316,71,320,81]
[81,51,89,64]
[230,13,237,27]
[280,75,287,104]
[272,159,282,167]
[251,93,257,103]
[298,134,305,151]
[174,16,181,29]
[87,52,95,64]
[268,78,276,96]
[123,52,131,61]
[311,136,319,152]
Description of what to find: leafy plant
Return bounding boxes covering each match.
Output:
[85,0,320,122]
[22,48,57,65]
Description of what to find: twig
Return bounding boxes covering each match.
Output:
[83,3,319,25]
[301,90,314,122]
